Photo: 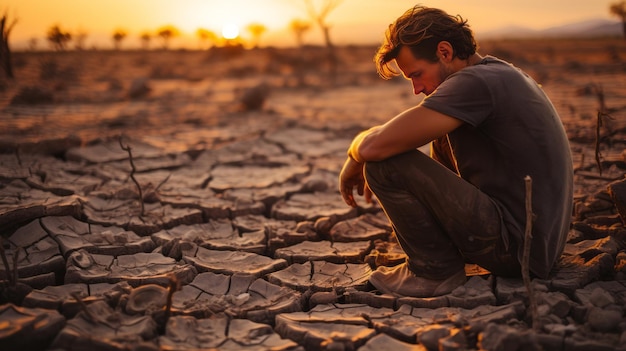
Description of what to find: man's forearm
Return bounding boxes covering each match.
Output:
[348,126,380,163]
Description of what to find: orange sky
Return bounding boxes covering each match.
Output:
[3,0,619,50]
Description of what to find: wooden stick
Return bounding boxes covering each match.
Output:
[522,175,540,330]
[595,111,603,175]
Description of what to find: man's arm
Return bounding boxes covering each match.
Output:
[340,105,462,207]
[351,105,463,162]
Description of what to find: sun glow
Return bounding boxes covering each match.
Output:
[221,23,240,40]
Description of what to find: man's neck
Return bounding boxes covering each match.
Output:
[467,53,483,66]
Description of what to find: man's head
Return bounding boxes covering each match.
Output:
[375,5,477,80]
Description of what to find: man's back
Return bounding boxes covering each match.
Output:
[421,56,573,278]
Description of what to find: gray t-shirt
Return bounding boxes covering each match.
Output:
[421,56,573,278]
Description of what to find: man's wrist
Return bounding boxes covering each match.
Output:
[348,150,363,163]
[347,130,369,164]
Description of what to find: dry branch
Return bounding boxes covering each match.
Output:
[0,10,18,79]
[593,84,615,175]
[522,175,540,330]
[0,238,14,285]
[119,137,145,217]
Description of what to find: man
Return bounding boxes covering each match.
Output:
[339,5,573,297]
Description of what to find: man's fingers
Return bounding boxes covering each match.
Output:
[344,194,358,208]
[364,186,373,204]
[342,194,356,207]
[340,185,355,207]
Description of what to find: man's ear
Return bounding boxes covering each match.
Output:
[436,41,454,62]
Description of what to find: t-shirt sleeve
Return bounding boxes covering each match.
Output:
[420,70,494,127]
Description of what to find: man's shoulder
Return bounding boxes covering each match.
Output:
[478,55,510,66]
[456,55,525,84]
[476,56,525,76]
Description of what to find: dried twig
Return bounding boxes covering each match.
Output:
[595,110,604,175]
[15,146,21,167]
[593,84,615,175]
[522,175,540,330]
[578,151,585,171]
[119,137,145,217]
[154,173,171,193]
[0,238,14,286]
[70,291,98,323]
[11,247,20,286]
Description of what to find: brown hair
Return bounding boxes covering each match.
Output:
[374,5,477,79]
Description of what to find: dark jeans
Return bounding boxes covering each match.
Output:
[364,145,521,280]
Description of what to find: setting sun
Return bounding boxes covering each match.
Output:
[221,23,240,40]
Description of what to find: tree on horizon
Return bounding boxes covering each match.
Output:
[112,29,127,50]
[610,1,626,39]
[28,37,37,51]
[140,31,151,50]
[157,25,180,50]
[303,0,343,49]
[301,0,344,83]
[74,28,88,50]
[289,19,311,47]
[246,23,267,48]
[47,24,72,51]
[196,28,216,49]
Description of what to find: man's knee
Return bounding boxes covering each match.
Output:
[364,150,432,187]
[363,157,400,188]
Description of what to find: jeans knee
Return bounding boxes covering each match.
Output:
[365,150,432,189]
[364,159,398,189]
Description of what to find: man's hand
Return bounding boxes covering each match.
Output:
[339,157,372,208]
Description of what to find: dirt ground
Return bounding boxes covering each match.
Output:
[1,38,624,137]
[2,38,625,193]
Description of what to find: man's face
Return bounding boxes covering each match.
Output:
[395,46,448,96]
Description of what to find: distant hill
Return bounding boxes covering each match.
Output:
[479,19,623,39]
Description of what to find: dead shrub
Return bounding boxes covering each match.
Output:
[10,86,54,105]
[39,58,79,82]
[607,45,621,63]
[564,60,584,72]
[226,64,261,78]
[150,65,177,79]
[205,44,245,61]
[12,55,27,69]
[107,78,123,91]
[133,55,149,67]
[488,47,515,61]
[240,83,270,110]
[39,59,58,80]
[128,78,151,99]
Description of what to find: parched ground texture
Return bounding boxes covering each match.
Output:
[1,39,626,350]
